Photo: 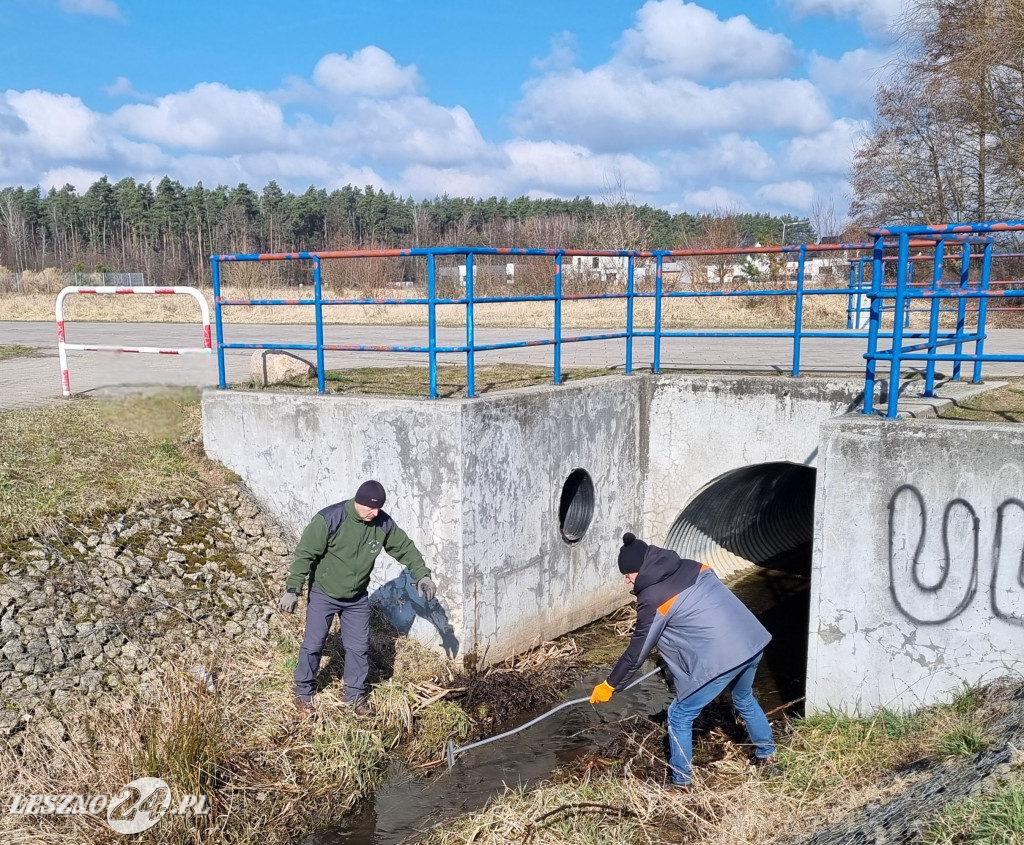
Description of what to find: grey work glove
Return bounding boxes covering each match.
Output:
[278,589,299,613]
[415,577,436,602]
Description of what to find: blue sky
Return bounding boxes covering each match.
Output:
[0,0,905,218]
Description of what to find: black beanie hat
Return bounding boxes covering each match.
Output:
[355,480,386,508]
[618,532,648,574]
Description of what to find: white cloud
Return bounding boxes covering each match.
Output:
[401,165,504,200]
[313,98,492,167]
[114,83,286,152]
[786,118,869,174]
[518,69,830,150]
[618,0,796,79]
[532,32,580,73]
[5,90,107,159]
[40,165,106,191]
[103,76,147,99]
[682,186,750,211]
[59,0,121,18]
[666,134,774,182]
[781,0,907,39]
[313,47,420,98]
[809,48,892,108]
[505,140,661,192]
[515,1,827,152]
[755,180,817,211]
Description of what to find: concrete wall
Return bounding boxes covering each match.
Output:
[643,376,866,546]
[809,416,1024,713]
[202,380,643,663]
[459,379,643,661]
[202,390,467,654]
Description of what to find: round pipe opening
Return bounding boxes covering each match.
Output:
[664,462,815,577]
[559,468,595,544]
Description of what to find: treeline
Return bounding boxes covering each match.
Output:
[0,176,814,286]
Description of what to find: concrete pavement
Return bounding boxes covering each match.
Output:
[2,320,1022,411]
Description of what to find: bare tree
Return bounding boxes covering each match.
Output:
[853,0,1024,225]
[679,209,746,289]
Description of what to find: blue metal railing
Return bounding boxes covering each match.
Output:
[209,229,1022,412]
[862,220,1024,417]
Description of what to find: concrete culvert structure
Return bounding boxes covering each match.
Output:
[664,462,816,578]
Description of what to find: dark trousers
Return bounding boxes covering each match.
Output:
[295,584,371,702]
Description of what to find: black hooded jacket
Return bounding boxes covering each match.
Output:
[606,545,704,689]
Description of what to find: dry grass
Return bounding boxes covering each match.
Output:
[3,278,1022,332]
[248,364,618,399]
[423,682,1001,845]
[0,628,469,844]
[0,286,856,331]
[940,379,1024,423]
[0,390,226,544]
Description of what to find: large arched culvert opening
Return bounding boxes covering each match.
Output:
[664,461,815,711]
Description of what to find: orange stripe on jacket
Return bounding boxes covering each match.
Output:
[656,565,710,616]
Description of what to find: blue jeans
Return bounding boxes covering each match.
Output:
[666,651,775,785]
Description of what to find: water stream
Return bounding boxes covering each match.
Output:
[306,567,810,845]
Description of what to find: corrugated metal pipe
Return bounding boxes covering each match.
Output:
[663,462,815,579]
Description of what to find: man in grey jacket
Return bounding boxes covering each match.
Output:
[590,533,776,790]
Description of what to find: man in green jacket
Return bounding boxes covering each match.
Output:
[278,480,436,715]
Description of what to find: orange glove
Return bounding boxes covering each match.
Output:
[590,681,615,704]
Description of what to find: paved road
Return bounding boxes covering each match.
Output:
[3,321,1023,411]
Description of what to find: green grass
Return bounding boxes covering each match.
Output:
[0,344,35,360]
[774,687,992,799]
[923,777,1024,844]
[244,363,619,398]
[0,389,224,544]
[941,382,1024,423]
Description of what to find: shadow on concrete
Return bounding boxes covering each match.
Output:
[372,570,461,658]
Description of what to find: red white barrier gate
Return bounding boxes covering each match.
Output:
[55,286,212,397]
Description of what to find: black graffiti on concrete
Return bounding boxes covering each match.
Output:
[992,498,1024,625]
[888,485,979,625]
[887,486,1024,627]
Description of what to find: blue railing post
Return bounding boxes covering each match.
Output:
[973,241,993,384]
[924,239,945,397]
[846,260,855,329]
[862,237,885,415]
[313,255,326,394]
[553,253,563,385]
[792,244,807,376]
[466,252,475,398]
[427,251,438,399]
[884,232,911,418]
[952,243,971,382]
[625,255,635,374]
[653,254,664,373]
[211,257,228,389]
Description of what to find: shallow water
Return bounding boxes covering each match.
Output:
[308,665,670,845]
[308,567,810,845]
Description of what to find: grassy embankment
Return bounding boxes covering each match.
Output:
[423,682,1021,845]
[0,389,570,843]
